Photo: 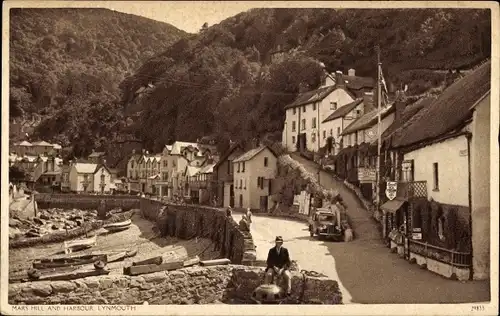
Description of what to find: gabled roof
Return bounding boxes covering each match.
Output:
[170,141,199,155]
[323,98,364,123]
[32,140,53,146]
[380,96,436,143]
[213,142,244,169]
[52,144,62,150]
[199,163,216,174]
[392,60,491,148]
[343,75,376,91]
[73,163,98,174]
[341,104,395,136]
[233,145,277,163]
[185,165,200,177]
[88,151,105,158]
[18,141,32,146]
[284,85,338,110]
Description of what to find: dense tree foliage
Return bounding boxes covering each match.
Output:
[122,8,490,152]
[9,8,187,154]
[11,8,490,158]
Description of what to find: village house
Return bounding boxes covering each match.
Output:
[87,150,106,164]
[126,150,142,193]
[187,163,216,205]
[335,102,396,200]
[232,145,278,211]
[282,68,375,153]
[380,60,491,281]
[10,140,63,164]
[69,162,113,193]
[60,165,71,192]
[212,142,245,208]
[12,154,63,189]
[137,152,162,194]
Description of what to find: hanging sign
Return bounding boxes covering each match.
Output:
[385,181,398,200]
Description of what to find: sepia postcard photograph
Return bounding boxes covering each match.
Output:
[1,1,499,315]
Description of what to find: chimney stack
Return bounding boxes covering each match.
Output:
[363,91,375,113]
[348,68,355,76]
[335,71,344,87]
[132,149,136,154]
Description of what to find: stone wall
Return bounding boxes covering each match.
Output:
[9,265,342,305]
[140,199,256,265]
[34,194,140,211]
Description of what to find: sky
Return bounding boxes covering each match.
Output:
[105,1,259,33]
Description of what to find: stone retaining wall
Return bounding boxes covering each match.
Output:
[34,194,140,211]
[140,199,256,265]
[9,265,342,305]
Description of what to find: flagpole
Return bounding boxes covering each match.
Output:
[376,46,382,210]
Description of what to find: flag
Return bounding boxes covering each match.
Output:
[379,64,389,106]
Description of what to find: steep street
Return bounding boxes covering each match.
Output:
[234,154,490,304]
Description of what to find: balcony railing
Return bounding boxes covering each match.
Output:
[396,181,427,200]
[190,180,208,190]
[409,239,471,268]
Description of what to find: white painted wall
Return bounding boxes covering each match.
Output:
[403,135,469,206]
[92,166,112,193]
[282,88,355,152]
[470,93,490,280]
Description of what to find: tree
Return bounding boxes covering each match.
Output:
[200,22,209,33]
[9,166,27,182]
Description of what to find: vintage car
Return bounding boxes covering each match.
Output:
[308,208,343,241]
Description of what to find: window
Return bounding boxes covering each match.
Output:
[240,179,243,189]
[312,103,316,111]
[312,117,317,129]
[292,121,296,132]
[302,105,306,113]
[433,163,439,191]
[323,130,326,139]
[264,157,268,167]
[330,102,337,110]
[293,108,296,115]
[244,179,246,189]
[337,127,341,136]
[237,162,240,173]
[359,131,365,143]
[330,129,333,136]
[242,162,245,172]
[292,136,296,145]
[257,177,264,189]
[227,161,231,174]
[164,161,168,167]
[356,109,361,117]
[131,161,134,168]
[301,119,306,130]
[311,133,316,143]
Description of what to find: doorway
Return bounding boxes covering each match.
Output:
[229,184,234,207]
[239,194,243,208]
[298,133,307,152]
[260,196,268,211]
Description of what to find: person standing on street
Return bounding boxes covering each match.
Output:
[246,208,252,225]
[265,236,292,296]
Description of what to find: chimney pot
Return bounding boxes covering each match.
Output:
[335,71,344,86]
[348,68,355,76]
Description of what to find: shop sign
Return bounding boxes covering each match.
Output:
[385,181,398,200]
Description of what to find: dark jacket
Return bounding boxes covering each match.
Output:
[266,246,291,270]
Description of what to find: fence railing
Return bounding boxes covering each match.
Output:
[397,181,428,199]
[408,239,471,268]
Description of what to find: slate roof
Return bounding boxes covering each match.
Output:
[32,141,53,146]
[323,98,363,123]
[88,151,105,158]
[199,163,216,174]
[233,146,277,163]
[392,60,491,148]
[213,142,244,169]
[283,75,374,110]
[73,163,98,174]
[341,104,395,136]
[170,141,199,155]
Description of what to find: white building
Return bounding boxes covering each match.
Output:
[282,69,374,153]
[69,162,112,193]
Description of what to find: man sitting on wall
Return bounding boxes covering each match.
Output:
[265,236,292,296]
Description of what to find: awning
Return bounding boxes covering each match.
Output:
[380,199,405,214]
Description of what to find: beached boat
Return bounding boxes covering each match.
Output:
[64,235,97,254]
[33,253,106,269]
[103,219,132,230]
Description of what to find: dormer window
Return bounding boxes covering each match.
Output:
[242,162,245,172]
[330,102,337,110]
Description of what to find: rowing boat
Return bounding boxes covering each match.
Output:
[103,219,132,229]
[64,235,97,254]
[33,253,106,269]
